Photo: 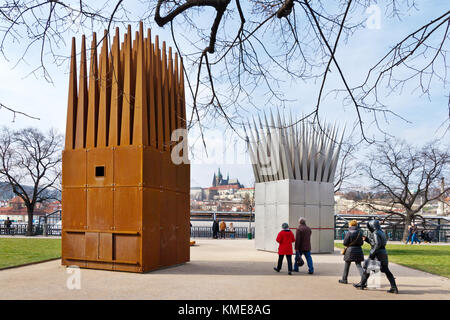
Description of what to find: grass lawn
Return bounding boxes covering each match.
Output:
[335,242,450,278]
[0,238,61,270]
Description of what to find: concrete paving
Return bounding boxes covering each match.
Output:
[0,239,448,300]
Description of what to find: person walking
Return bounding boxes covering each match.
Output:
[273,223,295,275]
[219,220,227,239]
[354,219,398,294]
[410,223,421,244]
[293,217,314,274]
[229,222,235,239]
[4,217,12,235]
[405,224,413,244]
[339,220,364,284]
[212,219,219,239]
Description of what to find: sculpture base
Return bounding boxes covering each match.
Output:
[255,179,334,254]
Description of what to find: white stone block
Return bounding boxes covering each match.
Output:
[288,204,305,228]
[319,182,335,206]
[319,205,335,228]
[265,181,277,204]
[255,204,265,250]
[310,228,320,253]
[255,183,266,205]
[304,205,319,228]
[276,179,290,204]
[276,203,289,230]
[305,181,320,205]
[264,204,277,252]
[289,180,305,204]
[319,229,334,253]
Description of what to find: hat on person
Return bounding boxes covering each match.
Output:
[282,223,289,230]
[349,220,358,227]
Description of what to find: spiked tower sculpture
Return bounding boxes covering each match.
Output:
[245,111,342,253]
[62,22,190,272]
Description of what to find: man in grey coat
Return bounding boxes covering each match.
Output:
[354,219,398,294]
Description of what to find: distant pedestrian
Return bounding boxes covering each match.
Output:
[273,223,295,275]
[421,230,432,243]
[219,220,226,239]
[410,223,421,244]
[339,220,364,284]
[212,219,219,239]
[354,219,398,294]
[405,224,413,244]
[293,217,314,274]
[4,217,12,235]
[229,222,235,239]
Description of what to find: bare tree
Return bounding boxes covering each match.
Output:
[0,1,448,141]
[334,135,361,193]
[359,138,449,241]
[0,127,62,236]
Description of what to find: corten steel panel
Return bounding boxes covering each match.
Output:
[62,232,85,263]
[176,192,190,264]
[114,187,142,231]
[167,191,178,266]
[85,232,99,260]
[182,163,190,191]
[99,232,113,261]
[143,147,162,188]
[159,190,177,267]
[114,234,140,263]
[87,148,114,187]
[87,188,114,230]
[114,146,143,186]
[114,263,140,273]
[175,164,183,192]
[142,188,161,272]
[161,151,176,190]
[62,188,86,228]
[62,150,87,187]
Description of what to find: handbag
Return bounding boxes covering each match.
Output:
[341,231,362,255]
[296,255,304,267]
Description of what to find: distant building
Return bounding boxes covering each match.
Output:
[190,169,254,211]
[0,196,60,222]
[211,168,243,188]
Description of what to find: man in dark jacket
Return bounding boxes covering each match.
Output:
[339,220,364,284]
[4,217,12,235]
[212,219,219,239]
[293,217,314,274]
[354,219,398,294]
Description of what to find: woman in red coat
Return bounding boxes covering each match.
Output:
[273,223,296,275]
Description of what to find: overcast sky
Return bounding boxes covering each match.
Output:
[0,1,448,188]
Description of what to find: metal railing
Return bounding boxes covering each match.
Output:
[2,211,448,242]
[191,226,255,239]
[0,224,43,236]
[334,213,450,242]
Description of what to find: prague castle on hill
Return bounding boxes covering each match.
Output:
[190,168,254,212]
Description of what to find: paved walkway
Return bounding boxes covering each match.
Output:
[0,239,448,299]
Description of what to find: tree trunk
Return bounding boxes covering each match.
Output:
[402,211,413,242]
[26,208,34,236]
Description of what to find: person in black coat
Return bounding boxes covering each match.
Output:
[212,219,219,239]
[354,219,398,294]
[339,220,364,284]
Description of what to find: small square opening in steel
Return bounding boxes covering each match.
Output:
[95,166,105,177]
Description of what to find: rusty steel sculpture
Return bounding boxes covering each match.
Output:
[62,22,190,272]
[245,111,343,253]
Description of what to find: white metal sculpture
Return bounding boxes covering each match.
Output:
[244,109,343,184]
